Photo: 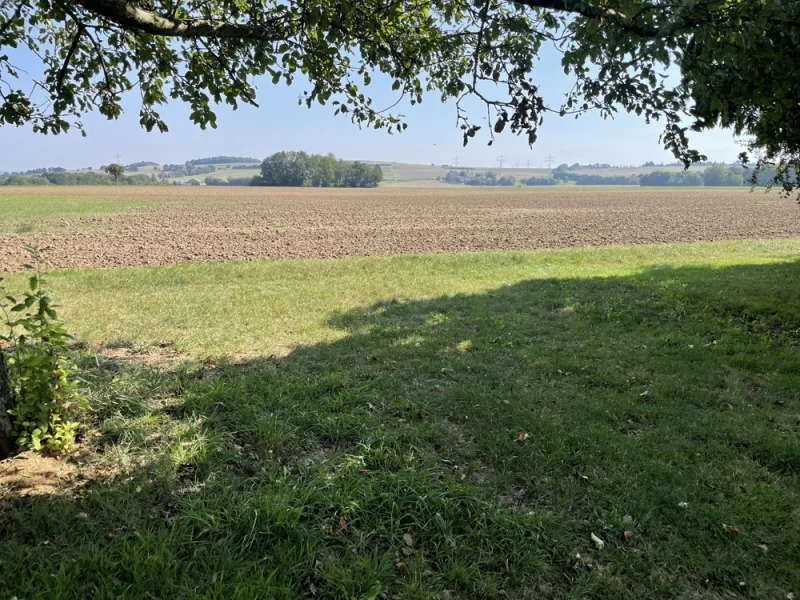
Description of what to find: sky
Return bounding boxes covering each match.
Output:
[0,43,742,172]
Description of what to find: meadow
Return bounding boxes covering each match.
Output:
[0,187,799,599]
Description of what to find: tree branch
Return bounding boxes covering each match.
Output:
[511,0,661,37]
[56,24,85,92]
[73,0,293,40]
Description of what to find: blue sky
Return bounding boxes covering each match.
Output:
[0,44,742,172]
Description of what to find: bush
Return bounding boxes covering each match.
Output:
[525,176,558,185]
[0,248,86,452]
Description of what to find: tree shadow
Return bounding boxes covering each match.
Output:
[2,259,799,599]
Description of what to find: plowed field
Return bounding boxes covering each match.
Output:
[1,185,798,271]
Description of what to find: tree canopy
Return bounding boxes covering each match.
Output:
[104,162,124,184]
[1,0,799,193]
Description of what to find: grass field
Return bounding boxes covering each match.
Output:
[0,193,155,233]
[2,239,799,599]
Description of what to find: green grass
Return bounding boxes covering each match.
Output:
[2,239,799,599]
[0,194,154,228]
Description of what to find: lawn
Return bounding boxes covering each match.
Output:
[1,240,799,599]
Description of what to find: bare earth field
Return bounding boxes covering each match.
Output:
[1,185,799,271]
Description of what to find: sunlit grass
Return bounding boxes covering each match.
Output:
[26,237,800,356]
[0,194,155,224]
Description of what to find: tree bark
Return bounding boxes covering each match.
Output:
[0,351,16,459]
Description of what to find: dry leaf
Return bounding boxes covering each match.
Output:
[339,516,348,531]
[403,533,414,547]
[402,546,414,556]
[623,530,634,541]
[668,574,679,583]
[757,543,768,552]
[76,512,88,519]
[513,432,529,441]
[395,561,405,569]
[590,532,605,550]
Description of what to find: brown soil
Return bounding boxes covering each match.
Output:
[0,452,76,497]
[2,186,799,271]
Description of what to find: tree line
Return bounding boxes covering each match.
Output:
[0,171,156,186]
[439,165,787,187]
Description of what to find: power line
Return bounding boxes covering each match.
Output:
[525,159,532,169]
[544,154,555,169]
[452,156,460,168]
[497,154,505,170]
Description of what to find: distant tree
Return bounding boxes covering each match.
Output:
[702,165,744,186]
[309,153,338,187]
[498,175,516,186]
[525,176,558,186]
[104,163,124,185]
[639,171,675,186]
[677,171,704,186]
[259,151,310,186]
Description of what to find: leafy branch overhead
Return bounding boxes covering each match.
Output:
[1,0,799,191]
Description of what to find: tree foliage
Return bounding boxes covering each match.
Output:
[1,0,799,193]
[257,151,383,187]
[104,162,124,184]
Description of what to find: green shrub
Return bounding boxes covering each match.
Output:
[0,248,86,452]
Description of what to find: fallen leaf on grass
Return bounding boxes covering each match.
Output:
[591,532,605,550]
[623,530,634,541]
[339,516,348,532]
[668,574,679,583]
[757,543,769,552]
[513,432,529,441]
[403,533,414,547]
[75,512,88,519]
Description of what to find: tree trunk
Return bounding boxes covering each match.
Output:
[0,351,15,459]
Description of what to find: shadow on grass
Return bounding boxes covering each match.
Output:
[2,260,799,599]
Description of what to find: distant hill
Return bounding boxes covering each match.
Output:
[187,156,260,166]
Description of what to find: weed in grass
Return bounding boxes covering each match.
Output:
[1,252,799,599]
